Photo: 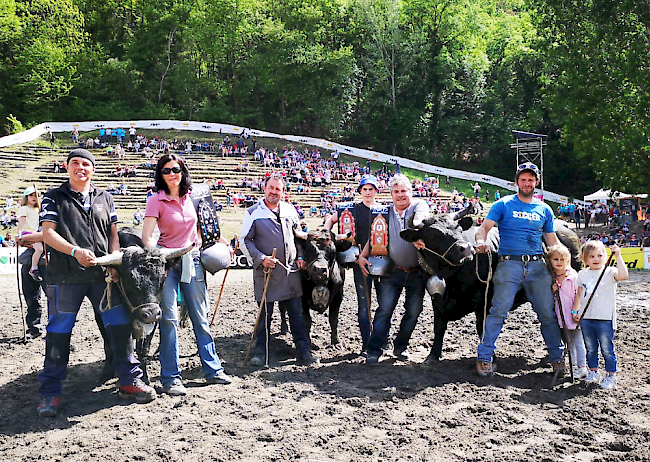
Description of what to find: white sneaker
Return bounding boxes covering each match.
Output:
[585,370,601,384]
[600,374,616,390]
[574,367,588,380]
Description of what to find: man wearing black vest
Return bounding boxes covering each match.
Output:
[37,149,156,417]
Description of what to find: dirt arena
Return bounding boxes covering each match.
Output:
[1,268,649,461]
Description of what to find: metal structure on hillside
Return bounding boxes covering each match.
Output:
[510,130,547,194]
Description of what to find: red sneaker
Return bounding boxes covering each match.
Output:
[38,396,61,417]
[118,378,157,403]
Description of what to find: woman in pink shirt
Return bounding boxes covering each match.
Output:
[142,154,231,396]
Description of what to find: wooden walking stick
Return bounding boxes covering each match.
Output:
[16,244,27,342]
[244,248,276,364]
[209,241,239,327]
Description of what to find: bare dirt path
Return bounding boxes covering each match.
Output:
[1,270,649,461]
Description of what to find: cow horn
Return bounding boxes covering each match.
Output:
[335,231,352,240]
[450,204,474,221]
[293,227,309,240]
[93,251,124,266]
[159,244,195,260]
[407,214,424,230]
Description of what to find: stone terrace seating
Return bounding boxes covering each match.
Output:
[1,145,454,212]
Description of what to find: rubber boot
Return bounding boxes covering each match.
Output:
[104,323,142,386]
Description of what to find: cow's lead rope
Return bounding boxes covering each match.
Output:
[475,249,493,344]
[419,242,463,267]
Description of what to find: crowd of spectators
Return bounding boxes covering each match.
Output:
[558,201,648,233]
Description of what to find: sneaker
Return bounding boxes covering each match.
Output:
[38,396,61,417]
[585,370,601,384]
[476,360,493,377]
[249,355,266,367]
[28,327,43,338]
[600,374,616,390]
[206,370,232,385]
[551,360,566,377]
[297,353,320,366]
[119,378,157,402]
[574,366,589,380]
[366,354,380,365]
[393,347,409,360]
[161,380,188,396]
[29,268,43,282]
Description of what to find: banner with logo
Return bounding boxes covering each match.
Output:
[606,247,647,270]
[0,247,26,275]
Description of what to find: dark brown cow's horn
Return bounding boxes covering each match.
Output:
[160,244,195,260]
[93,251,124,266]
[335,231,352,240]
[407,214,424,230]
[450,204,474,221]
[293,227,309,240]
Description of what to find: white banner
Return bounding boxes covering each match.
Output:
[0,247,25,275]
[0,120,578,204]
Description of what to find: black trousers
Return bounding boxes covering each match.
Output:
[20,261,47,334]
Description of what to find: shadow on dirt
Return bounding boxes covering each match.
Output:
[0,361,139,436]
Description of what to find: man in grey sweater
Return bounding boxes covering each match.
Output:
[240,176,317,366]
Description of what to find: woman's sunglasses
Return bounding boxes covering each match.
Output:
[161,166,182,175]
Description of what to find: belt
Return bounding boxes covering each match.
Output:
[500,255,544,262]
[396,265,420,273]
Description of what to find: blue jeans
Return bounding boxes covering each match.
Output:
[367,268,427,357]
[39,282,141,397]
[581,319,617,373]
[477,259,564,363]
[353,265,379,346]
[159,259,223,387]
[253,296,310,357]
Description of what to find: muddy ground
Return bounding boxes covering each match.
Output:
[0,268,649,462]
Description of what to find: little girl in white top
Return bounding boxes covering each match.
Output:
[573,241,628,390]
[548,244,587,379]
[17,187,44,281]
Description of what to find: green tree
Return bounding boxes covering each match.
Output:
[11,0,87,120]
[535,0,650,193]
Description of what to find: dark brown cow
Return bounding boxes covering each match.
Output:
[401,206,581,363]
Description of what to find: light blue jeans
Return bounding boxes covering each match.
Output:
[367,268,427,357]
[159,258,223,387]
[581,319,616,373]
[568,327,587,368]
[477,259,564,364]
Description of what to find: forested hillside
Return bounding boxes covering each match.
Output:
[0,0,647,196]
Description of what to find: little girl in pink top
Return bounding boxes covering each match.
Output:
[548,244,588,379]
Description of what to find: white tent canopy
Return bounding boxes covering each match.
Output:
[584,189,647,202]
[584,189,613,201]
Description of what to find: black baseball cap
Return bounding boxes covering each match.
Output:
[67,148,96,166]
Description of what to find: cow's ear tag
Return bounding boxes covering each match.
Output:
[458,217,474,231]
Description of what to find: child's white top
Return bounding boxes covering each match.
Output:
[577,266,619,329]
[18,205,39,233]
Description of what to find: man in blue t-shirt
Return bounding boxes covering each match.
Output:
[474,163,564,377]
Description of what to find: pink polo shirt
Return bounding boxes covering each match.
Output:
[145,190,198,248]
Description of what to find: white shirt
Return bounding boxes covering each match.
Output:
[577,266,618,329]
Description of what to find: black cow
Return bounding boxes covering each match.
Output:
[93,227,193,381]
[293,229,353,346]
[400,206,581,363]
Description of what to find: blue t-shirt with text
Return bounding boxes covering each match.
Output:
[486,194,555,256]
